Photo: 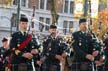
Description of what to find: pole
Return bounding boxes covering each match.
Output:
[31,6,36,71]
[89,1,98,71]
[16,0,21,31]
[88,1,95,70]
[88,0,92,33]
[89,0,92,26]
[31,6,36,28]
[10,21,12,36]
[84,0,88,17]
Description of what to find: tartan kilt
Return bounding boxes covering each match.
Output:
[104,61,108,71]
[41,62,60,71]
[0,63,5,71]
[103,66,108,71]
[71,62,93,71]
[10,63,33,71]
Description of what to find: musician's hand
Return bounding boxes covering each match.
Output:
[31,49,38,54]
[62,53,67,58]
[55,55,63,61]
[86,54,94,61]
[95,60,103,66]
[92,51,99,57]
[22,52,33,59]
[37,60,42,66]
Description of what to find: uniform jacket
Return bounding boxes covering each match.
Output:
[72,31,100,62]
[42,35,65,64]
[10,31,39,64]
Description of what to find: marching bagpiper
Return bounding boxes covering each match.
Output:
[9,15,40,71]
[71,18,101,71]
[42,25,67,71]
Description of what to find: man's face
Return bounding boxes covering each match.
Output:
[19,22,28,31]
[49,28,57,36]
[79,22,87,31]
[2,41,8,48]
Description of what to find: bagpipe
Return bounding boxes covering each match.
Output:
[86,22,106,71]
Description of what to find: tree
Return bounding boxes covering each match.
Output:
[92,9,108,39]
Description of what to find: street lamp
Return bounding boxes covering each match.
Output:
[86,0,92,32]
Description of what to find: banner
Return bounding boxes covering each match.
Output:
[91,0,99,19]
[0,0,11,8]
[74,0,85,18]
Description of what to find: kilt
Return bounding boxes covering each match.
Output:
[103,66,108,71]
[103,61,108,71]
[41,62,60,71]
[0,63,5,71]
[10,63,33,71]
[71,62,95,71]
[35,67,41,71]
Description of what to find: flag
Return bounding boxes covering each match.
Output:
[91,0,99,19]
[74,0,85,18]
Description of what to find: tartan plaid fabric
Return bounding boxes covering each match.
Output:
[10,64,33,71]
[70,62,106,71]
[41,62,60,71]
[4,62,106,71]
[103,66,108,71]
[0,63,5,71]
[71,62,94,71]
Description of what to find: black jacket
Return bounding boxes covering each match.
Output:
[42,35,65,64]
[10,31,39,64]
[72,31,100,62]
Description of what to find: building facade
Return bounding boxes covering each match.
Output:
[0,0,79,45]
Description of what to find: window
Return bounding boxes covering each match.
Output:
[45,18,50,31]
[63,0,74,14]
[63,20,74,34]
[40,0,45,9]
[21,0,26,7]
[64,0,68,13]
[63,21,68,34]
[46,0,51,10]
[39,17,44,32]
[13,0,17,5]
[11,14,26,27]
[70,1,74,14]
[69,21,73,32]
